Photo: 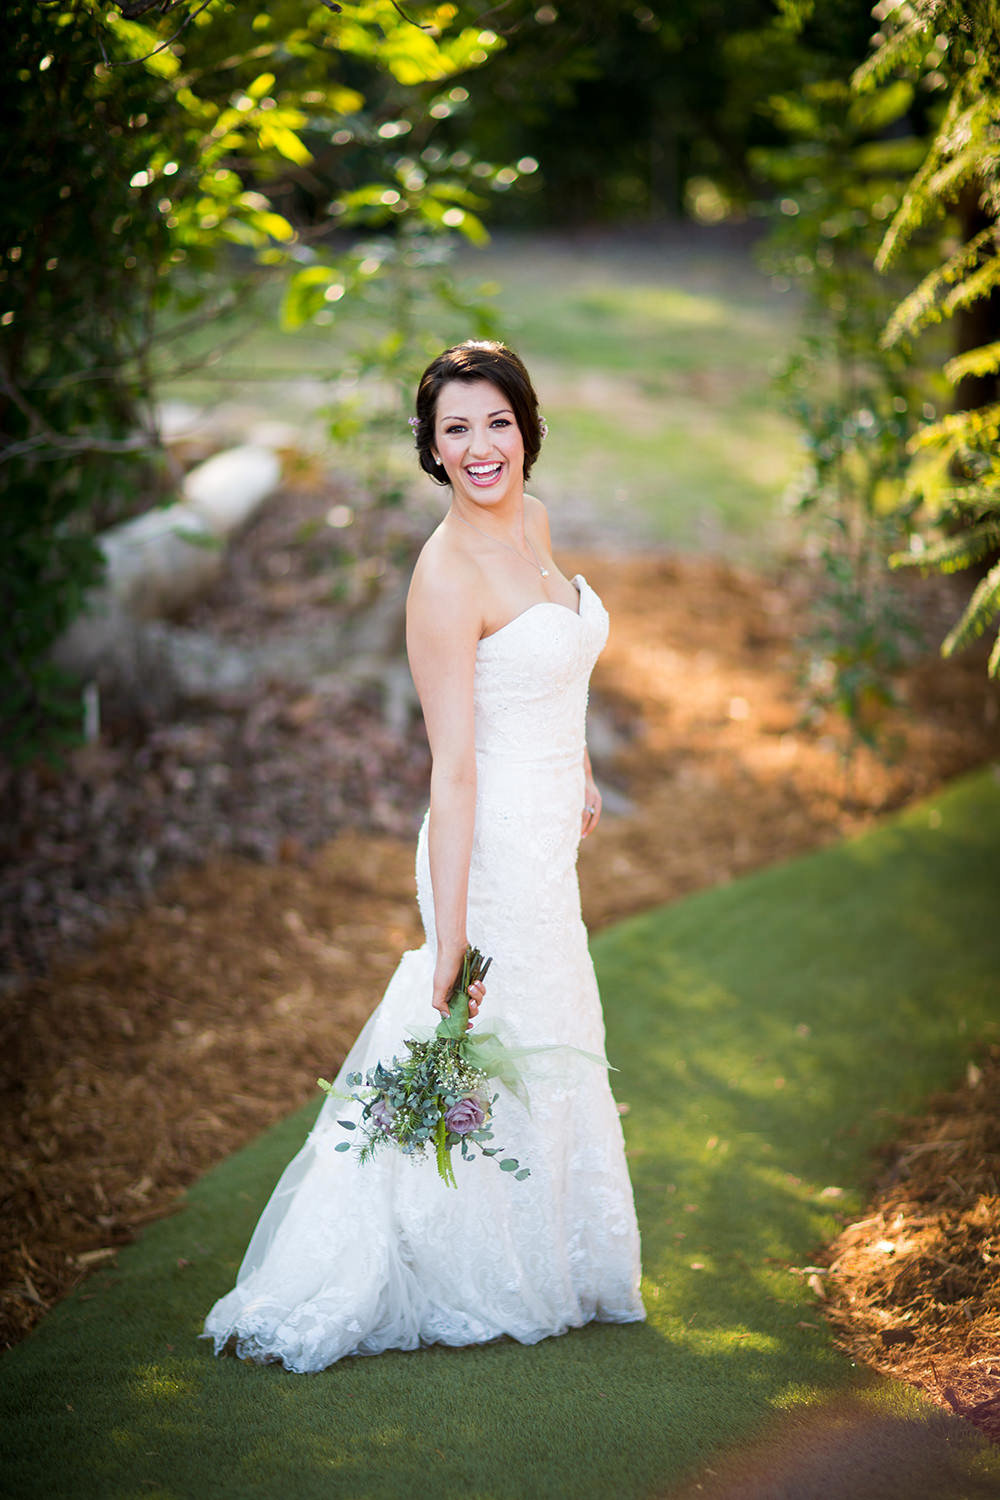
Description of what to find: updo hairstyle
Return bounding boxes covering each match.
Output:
[412,340,542,486]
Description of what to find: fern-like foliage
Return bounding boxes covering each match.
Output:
[856,0,1000,676]
[883,224,995,345]
[944,339,1000,385]
[910,401,1000,451]
[942,559,1000,658]
[893,517,1000,573]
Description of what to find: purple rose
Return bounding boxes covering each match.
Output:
[445,1095,486,1136]
[370,1097,396,1133]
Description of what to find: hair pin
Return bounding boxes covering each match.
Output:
[408,416,421,433]
[539,416,549,439]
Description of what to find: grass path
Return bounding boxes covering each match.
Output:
[3,770,1000,1499]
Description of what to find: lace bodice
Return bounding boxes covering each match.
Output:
[473,576,607,765]
[415,576,608,1052]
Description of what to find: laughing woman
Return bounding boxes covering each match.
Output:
[202,340,644,1370]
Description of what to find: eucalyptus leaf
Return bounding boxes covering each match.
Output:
[337,1119,357,1130]
[334,1141,351,1152]
[499,1158,519,1172]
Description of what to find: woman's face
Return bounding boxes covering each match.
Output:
[431,378,525,510]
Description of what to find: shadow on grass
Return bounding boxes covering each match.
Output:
[668,1391,1000,1500]
[2,770,1000,1499]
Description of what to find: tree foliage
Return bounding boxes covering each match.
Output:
[752,29,930,754]
[0,0,507,758]
[854,1,1000,675]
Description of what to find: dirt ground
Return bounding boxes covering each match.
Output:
[3,543,1000,1443]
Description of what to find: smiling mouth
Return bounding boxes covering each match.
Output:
[465,462,504,486]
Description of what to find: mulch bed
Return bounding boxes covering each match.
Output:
[3,503,1000,1447]
[0,477,433,992]
[819,1047,1000,1446]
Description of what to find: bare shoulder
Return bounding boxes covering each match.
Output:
[524,492,553,548]
[407,524,484,640]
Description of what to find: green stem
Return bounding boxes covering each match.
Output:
[434,1115,457,1188]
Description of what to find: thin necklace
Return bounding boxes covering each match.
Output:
[453,508,550,577]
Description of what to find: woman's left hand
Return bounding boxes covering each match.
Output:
[582,766,602,839]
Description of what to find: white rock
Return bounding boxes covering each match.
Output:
[98,503,220,620]
[156,401,207,441]
[52,443,284,685]
[182,444,282,535]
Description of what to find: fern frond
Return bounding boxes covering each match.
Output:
[883,230,998,346]
[942,558,1000,656]
[988,628,1000,678]
[910,401,1000,451]
[930,482,1000,511]
[852,18,929,94]
[847,78,914,135]
[943,253,1000,315]
[876,87,968,270]
[927,142,1000,207]
[891,519,1000,573]
[944,339,1000,385]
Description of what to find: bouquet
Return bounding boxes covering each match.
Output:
[318,947,530,1188]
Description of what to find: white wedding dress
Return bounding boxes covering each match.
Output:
[202,575,645,1371]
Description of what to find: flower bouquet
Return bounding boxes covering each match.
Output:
[318,947,530,1188]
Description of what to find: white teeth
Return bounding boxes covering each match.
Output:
[468,463,501,476]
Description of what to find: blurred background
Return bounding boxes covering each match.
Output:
[3,0,1000,1377]
[4,0,1000,981]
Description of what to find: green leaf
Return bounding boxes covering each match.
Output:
[337,1118,357,1130]
[514,1168,531,1181]
[170,525,221,551]
[499,1158,519,1172]
[334,1141,351,1152]
[246,72,277,102]
[259,121,312,167]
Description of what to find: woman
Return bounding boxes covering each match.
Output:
[203,341,644,1371]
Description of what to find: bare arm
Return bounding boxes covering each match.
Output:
[406,544,485,1018]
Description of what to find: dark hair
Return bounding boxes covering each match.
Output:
[412,340,542,486]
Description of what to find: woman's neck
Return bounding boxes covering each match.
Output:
[449,491,526,542]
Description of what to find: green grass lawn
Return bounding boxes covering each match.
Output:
[3,769,1000,1499]
[159,228,801,555]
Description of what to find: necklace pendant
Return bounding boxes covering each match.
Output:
[541,567,549,578]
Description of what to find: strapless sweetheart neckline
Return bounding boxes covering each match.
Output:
[480,574,586,643]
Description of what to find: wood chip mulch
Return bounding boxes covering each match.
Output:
[819,1047,1000,1446]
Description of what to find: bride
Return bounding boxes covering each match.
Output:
[202,340,645,1371]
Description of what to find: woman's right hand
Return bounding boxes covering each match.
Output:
[432,949,485,1025]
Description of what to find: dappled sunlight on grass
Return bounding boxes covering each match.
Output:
[128,1365,199,1404]
[3,773,1000,1498]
